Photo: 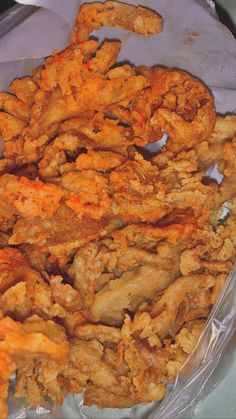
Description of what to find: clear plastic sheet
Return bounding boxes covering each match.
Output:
[1,0,236,417]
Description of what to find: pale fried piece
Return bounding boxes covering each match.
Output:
[71,1,163,43]
[150,274,215,338]
[117,313,205,404]
[76,150,126,172]
[69,222,190,309]
[10,76,38,105]
[135,67,216,152]
[49,275,82,311]
[10,206,106,257]
[68,242,110,307]
[112,247,157,273]
[89,265,178,325]
[75,324,121,344]
[0,92,30,121]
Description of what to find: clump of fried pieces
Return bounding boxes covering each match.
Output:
[0,1,235,417]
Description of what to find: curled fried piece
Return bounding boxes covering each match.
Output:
[0,315,69,418]
[134,67,216,152]
[71,1,163,43]
[150,274,215,338]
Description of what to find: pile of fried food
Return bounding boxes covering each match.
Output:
[0,1,236,417]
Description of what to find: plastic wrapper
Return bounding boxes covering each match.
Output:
[1,0,236,417]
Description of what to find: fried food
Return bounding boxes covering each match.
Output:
[0,1,235,417]
[134,67,216,151]
[71,1,163,43]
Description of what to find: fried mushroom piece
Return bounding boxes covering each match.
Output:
[0,315,69,418]
[133,67,216,151]
[71,1,163,43]
[89,265,178,325]
[150,273,216,338]
[10,206,106,257]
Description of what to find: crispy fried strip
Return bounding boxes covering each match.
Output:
[71,1,163,43]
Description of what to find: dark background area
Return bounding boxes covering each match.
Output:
[0,0,235,38]
[0,0,15,13]
[215,1,236,38]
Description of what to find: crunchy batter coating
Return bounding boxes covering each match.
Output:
[71,1,163,43]
[0,1,235,418]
